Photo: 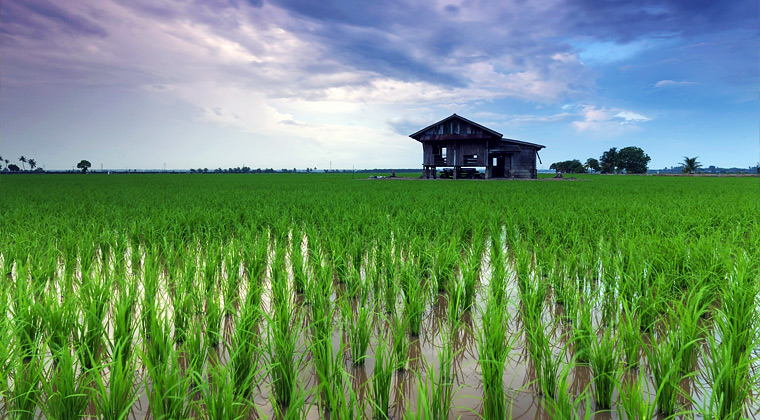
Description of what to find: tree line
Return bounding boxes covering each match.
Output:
[550,146,651,174]
[0,155,43,172]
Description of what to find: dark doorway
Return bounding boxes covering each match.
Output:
[492,156,505,178]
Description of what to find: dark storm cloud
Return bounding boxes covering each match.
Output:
[267,0,757,87]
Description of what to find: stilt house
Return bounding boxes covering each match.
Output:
[409,114,545,179]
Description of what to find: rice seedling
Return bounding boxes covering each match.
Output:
[76,270,110,370]
[392,309,410,371]
[700,253,759,420]
[371,339,394,420]
[458,250,480,312]
[42,348,93,420]
[228,300,261,399]
[184,317,208,390]
[643,327,681,416]
[9,355,43,420]
[617,372,656,420]
[433,240,458,294]
[291,228,308,295]
[10,264,44,362]
[619,300,641,369]
[543,359,594,420]
[477,293,514,419]
[573,300,594,364]
[342,297,373,365]
[265,279,305,408]
[417,322,457,420]
[94,338,139,420]
[143,315,192,420]
[205,289,223,347]
[200,352,259,420]
[588,325,620,409]
[402,262,426,337]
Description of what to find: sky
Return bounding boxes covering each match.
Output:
[1,0,758,171]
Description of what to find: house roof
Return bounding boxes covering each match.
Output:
[409,114,545,149]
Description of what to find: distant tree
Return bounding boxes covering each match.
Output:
[617,146,651,174]
[4,159,9,170]
[0,155,3,170]
[19,156,27,171]
[28,159,37,171]
[682,156,701,174]
[77,159,92,173]
[599,148,618,173]
[585,158,600,173]
[550,159,586,173]
[8,164,20,172]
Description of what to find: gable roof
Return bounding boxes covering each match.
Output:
[409,114,545,149]
[409,113,502,139]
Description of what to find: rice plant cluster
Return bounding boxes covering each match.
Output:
[0,173,758,419]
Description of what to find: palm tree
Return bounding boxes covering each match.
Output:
[28,159,37,171]
[19,156,27,171]
[682,156,701,174]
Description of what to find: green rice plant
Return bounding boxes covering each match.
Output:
[228,301,261,399]
[44,288,76,365]
[489,235,508,307]
[588,326,620,409]
[42,348,93,420]
[433,240,457,294]
[573,300,593,364]
[342,298,373,365]
[700,253,759,420]
[643,328,681,416]
[0,290,13,403]
[383,254,398,314]
[205,290,223,347]
[477,294,514,419]
[199,358,252,420]
[392,309,409,371]
[371,339,394,420]
[418,323,457,420]
[143,316,192,420]
[9,355,43,420]
[617,372,656,420]
[459,250,480,312]
[311,326,341,412]
[291,228,308,294]
[75,270,110,370]
[536,322,564,399]
[513,244,532,295]
[402,263,426,337]
[265,287,304,408]
[542,359,594,420]
[619,300,641,369]
[94,337,139,420]
[674,287,709,376]
[223,245,243,316]
[184,317,208,390]
[10,264,43,362]
[519,268,546,324]
[268,379,313,420]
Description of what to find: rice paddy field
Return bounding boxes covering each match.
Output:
[0,173,758,420]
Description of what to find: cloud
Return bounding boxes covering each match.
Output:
[654,79,698,87]
[571,104,651,132]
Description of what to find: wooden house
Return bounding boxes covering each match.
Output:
[409,114,545,179]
